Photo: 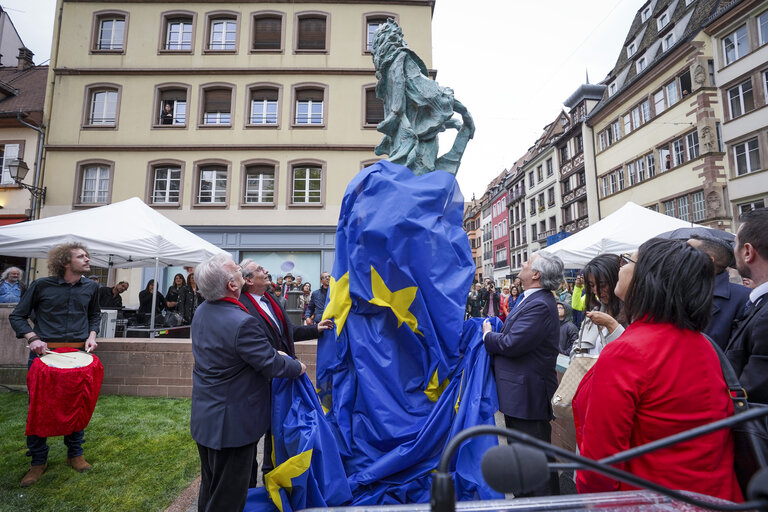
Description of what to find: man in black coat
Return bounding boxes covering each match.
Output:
[726,208,768,404]
[190,254,305,512]
[482,251,563,496]
[238,258,333,483]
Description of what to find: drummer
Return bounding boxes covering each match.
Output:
[9,242,101,487]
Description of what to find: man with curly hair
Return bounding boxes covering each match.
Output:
[10,242,101,487]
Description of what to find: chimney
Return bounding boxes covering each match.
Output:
[17,47,34,70]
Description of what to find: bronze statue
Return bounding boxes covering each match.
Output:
[372,19,474,176]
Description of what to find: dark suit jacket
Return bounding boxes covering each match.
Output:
[484,289,559,421]
[725,291,768,404]
[482,291,500,316]
[241,291,319,358]
[705,271,750,350]
[190,299,303,450]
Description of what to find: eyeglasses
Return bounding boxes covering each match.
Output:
[619,253,637,267]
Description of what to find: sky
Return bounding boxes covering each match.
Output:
[6,0,642,199]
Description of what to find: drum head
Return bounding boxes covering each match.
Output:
[39,351,93,369]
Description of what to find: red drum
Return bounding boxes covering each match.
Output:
[26,348,104,437]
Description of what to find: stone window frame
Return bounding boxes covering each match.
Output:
[362,12,398,54]
[145,159,186,208]
[81,83,122,130]
[152,82,192,129]
[240,158,279,208]
[244,82,283,129]
[73,159,115,207]
[293,11,330,54]
[291,82,328,129]
[287,158,326,208]
[192,159,232,208]
[90,10,129,54]
[198,82,236,128]
[203,10,241,54]
[250,10,286,54]
[158,10,197,54]
[362,83,384,129]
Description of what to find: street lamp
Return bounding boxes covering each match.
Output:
[7,158,45,205]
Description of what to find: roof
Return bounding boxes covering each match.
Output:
[0,65,47,120]
[588,0,721,119]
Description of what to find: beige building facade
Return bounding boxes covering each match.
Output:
[43,0,435,294]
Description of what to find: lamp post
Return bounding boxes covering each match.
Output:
[7,158,46,205]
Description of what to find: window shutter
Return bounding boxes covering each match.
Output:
[365,88,384,124]
[297,17,326,49]
[161,89,186,102]
[205,89,231,112]
[253,17,281,49]
[252,88,278,101]
[297,88,323,102]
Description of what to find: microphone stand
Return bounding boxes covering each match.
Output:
[431,413,768,512]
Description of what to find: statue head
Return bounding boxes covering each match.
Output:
[372,18,406,70]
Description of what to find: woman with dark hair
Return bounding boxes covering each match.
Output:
[569,254,626,358]
[138,279,166,324]
[165,273,186,312]
[573,238,742,502]
[178,273,203,325]
[507,285,521,312]
[297,282,312,316]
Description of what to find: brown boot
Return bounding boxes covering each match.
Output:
[20,464,47,487]
[66,455,92,473]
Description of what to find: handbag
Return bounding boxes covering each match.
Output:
[705,334,768,494]
[551,317,603,420]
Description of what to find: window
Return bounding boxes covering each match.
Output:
[723,25,748,65]
[529,198,536,214]
[364,86,385,126]
[637,56,647,72]
[93,12,127,51]
[624,114,632,135]
[609,83,617,96]
[662,32,676,52]
[206,13,238,51]
[249,86,279,126]
[151,165,182,204]
[665,81,678,107]
[654,89,665,115]
[85,86,119,127]
[760,11,768,46]
[163,13,194,51]
[77,162,112,204]
[291,164,322,204]
[647,153,656,178]
[294,86,325,126]
[546,158,553,177]
[201,86,232,125]
[598,131,606,151]
[547,187,555,206]
[0,142,21,185]
[611,121,621,142]
[647,204,659,212]
[734,138,760,175]
[637,157,646,182]
[686,0,695,5]
[296,13,328,51]
[672,138,685,166]
[536,165,543,182]
[691,192,705,222]
[687,131,699,160]
[728,80,754,118]
[658,12,669,30]
[365,14,394,52]
[659,147,671,171]
[609,173,617,194]
[156,86,188,126]
[576,135,583,154]
[252,12,283,51]
[531,224,538,241]
[538,193,544,208]
[528,172,534,188]
[197,165,228,204]
[617,169,625,190]
[628,161,636,185]
[627,42,636,58]
[664,200,675,217]
[739,200,765,215]
[677,196,689,221]
[642,7,651,22]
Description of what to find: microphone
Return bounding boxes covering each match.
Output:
[481,443,768,511]
[481,443,548,496]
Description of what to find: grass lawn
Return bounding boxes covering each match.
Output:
[0,392,200,512]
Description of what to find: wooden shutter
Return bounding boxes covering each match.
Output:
[365,88,384,124]
[297,16,326,50]
[205,88,231,112]
[253,16,281,49]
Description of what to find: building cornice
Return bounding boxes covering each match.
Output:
[45,143,377,151]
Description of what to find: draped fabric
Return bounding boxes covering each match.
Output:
[26,348,103,437]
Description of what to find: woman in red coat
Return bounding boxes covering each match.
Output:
[573,238,742,502]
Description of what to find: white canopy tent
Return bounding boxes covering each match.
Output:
[0,197,225,332]
[541,201,702,268]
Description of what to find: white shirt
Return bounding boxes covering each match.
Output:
[248,292,279,327]
[749,281,768,305]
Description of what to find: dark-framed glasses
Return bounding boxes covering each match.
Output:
[619,253,637,267]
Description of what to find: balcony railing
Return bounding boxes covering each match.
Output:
[494,260,508,269]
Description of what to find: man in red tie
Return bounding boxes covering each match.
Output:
[238,258,332,482]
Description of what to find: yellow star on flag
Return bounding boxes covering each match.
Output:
[265,448,313,512]
[368,266,422,336]
[322,272,351,336]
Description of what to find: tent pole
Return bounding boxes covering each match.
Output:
[106,256,114,285]
[150,257,159,339]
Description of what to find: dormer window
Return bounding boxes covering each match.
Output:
[609,82,617,96]
[627,42,636,58]
[657,12,669,31]
[641,7,651,22]
[662,32,676,51]
[637,56,647,72]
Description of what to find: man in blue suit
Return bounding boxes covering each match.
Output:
[238,258,333,483]
[687,236,750,350]
[190,254,306,512]
[482,251,564,496]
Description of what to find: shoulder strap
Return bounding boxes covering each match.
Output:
[702,332,748,414]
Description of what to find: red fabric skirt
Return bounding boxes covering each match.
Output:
[26,348,103,437]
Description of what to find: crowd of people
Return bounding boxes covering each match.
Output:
[5,207,767,506]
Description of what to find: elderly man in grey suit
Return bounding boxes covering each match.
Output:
[190,253,305,512]
[482,251,564,496]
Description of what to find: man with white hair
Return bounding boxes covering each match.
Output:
[190,253,306,512]
[0,266,26,303]
[482,251,564,496]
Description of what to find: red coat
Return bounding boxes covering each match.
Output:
[573,321,742,502]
